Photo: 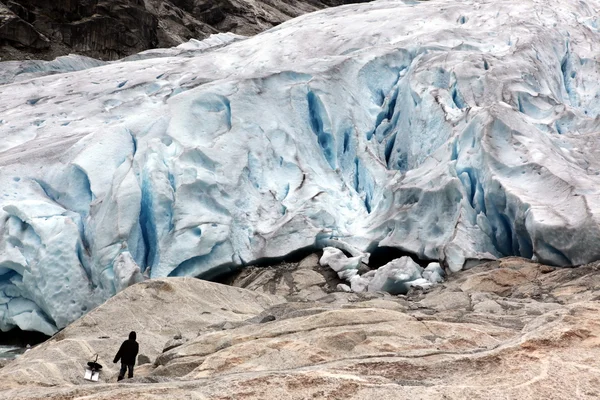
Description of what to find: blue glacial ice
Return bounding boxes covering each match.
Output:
[1,0,600,333]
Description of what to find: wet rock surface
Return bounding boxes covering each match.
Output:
[3,256,600,399]
[0,0,368,60]
[228,253,344,301]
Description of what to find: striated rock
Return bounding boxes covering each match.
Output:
[229,254,341,301]
[417,291,471,312]
[0,277,281,387]
[3,257,600,399]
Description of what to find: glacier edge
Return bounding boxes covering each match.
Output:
[0,0,600,333]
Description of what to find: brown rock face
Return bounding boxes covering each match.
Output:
[0,0,369,61]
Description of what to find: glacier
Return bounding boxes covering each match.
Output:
[1,0,600,334]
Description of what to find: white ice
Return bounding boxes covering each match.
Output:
[319,247,365,281]
[423,262,445,284]
[1,0,600,333]
[320,250,431,296]
[367,257,423,295]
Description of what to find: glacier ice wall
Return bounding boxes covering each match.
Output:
[2,0,600,333]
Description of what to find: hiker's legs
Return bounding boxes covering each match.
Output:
[118,363,127,381]
[127,364,134,378]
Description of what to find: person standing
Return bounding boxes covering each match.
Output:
[113,331,139,381]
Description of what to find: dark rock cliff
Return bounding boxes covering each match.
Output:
[0,0,368,61]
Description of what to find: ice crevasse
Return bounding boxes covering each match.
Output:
[1,0,600,334]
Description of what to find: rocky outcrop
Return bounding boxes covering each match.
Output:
[0,3,49,50]
[228,253,344,301]
[0,277,281,388]
[2,256,600,399]
[0,0,368,60]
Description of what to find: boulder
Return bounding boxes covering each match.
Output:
[137,354,151,365]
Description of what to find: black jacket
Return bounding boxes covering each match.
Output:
[113,338,139,365]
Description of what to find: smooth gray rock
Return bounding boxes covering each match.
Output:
[0,278,281,387]
[4,258,600,399]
